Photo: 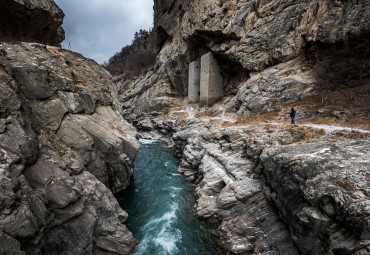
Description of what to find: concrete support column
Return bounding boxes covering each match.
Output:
[200,52,223,106]
[188,59,201,103]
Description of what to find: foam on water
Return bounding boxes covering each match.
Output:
[154,227,182,254]
[116,140,217,255]
[143,202,178,230]
[138,138,158,144]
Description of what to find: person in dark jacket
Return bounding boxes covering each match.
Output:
[290,108,296,124]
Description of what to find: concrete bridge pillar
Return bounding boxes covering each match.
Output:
[188,52,223,106]
[200,52,223,106]
[188,59,201,103]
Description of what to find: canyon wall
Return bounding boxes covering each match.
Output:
[120,0,369,123]
[172,122,370,255]
[0,1,139,254]
[118,0,370,254]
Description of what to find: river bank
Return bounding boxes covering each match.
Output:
[128,109,370,255]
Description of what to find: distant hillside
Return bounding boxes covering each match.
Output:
[103,29,157,77]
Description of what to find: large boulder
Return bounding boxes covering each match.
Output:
[0,0,65,46]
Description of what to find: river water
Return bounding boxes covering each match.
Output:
[116,139,217,255]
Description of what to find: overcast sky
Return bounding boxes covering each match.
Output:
[54,0,154,64]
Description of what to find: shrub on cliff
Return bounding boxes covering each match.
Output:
[102,29,157,77]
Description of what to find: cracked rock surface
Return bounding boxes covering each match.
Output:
[171,123,370,255]
[0,42,139,254]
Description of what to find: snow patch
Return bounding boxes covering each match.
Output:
[303,124,370,134]
[307,148,331,157]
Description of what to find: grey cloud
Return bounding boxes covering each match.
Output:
[55,0,153,64]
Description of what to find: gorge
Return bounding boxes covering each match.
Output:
[0,0,369,255]
[116,139,217,254]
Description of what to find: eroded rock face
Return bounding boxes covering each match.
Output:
[119,0,370,120]
[261,140,370,254]
[116,0,370,254]
[0,0,65,46]
[171,123,370,255]
[117,65,185,121]
[154,0,370,70]
[0,43,139,254]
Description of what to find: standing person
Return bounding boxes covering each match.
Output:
[290,108,296,124]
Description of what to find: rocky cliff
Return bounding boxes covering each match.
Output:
[0,0,65,46]
[173,120,369,255]
[0,1,139,254]
[119,0,369,125]
[0,42,139,255]
[116,0,370,254]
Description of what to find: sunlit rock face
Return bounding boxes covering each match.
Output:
[0,0,65,46]
[0,42,138,254]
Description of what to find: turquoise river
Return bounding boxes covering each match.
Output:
[116,139,217,255]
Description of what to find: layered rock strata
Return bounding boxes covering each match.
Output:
[120,0,370,123]
[0,0,65,46]
[115,0,370,254]
[0,43,139,254]
[136,117,370,255]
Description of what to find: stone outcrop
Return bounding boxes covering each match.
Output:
[119,0,369,121]
[181,125,369,255]
[113,0,370,254]
[117,65,185,122]
[0,42,139,254]
[0,0,65,46]
[138,115,370,255]
[118,0,370,247]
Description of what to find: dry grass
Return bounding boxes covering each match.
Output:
[234,112,280,125]
[281,84,370,130]
[116,125,126,136]
[287,125,326,142]
[329,130,370,140]
[47,46,61,57]
[194,108,224,118]
[156,84,369,140]
[75,83,86,90]
[71,69,87,89]
[336,178,357,199]
[169,111,189,119]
